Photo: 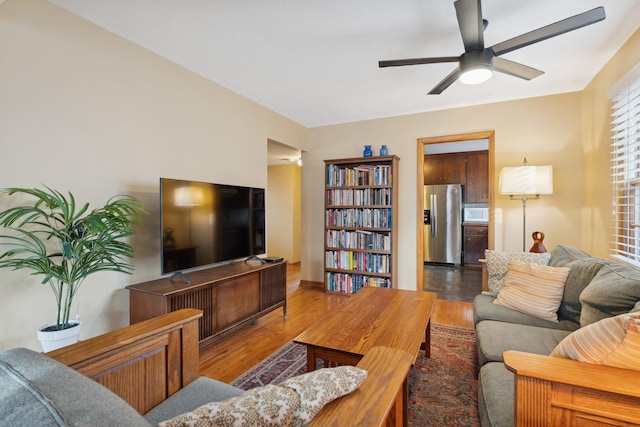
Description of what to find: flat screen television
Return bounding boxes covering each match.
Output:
[160,178,265,275]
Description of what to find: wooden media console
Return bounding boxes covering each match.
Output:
[126,260,287,350]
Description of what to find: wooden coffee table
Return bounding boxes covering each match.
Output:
[293,287,435,426]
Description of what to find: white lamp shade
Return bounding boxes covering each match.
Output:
[499,165,553,195]
[174,186,204,207]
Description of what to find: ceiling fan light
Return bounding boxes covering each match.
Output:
[459,67,493,84]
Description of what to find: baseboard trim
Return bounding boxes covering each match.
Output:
[299,280,323,289]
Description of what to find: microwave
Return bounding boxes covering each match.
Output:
[464,207,489,223]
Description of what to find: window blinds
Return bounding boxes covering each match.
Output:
[610,74,640,263]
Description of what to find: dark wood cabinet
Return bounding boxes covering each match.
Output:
[463,225,488,265]
[465,152,489,203]
[424,151,489,204]
[126,261,287,350]
[423,153,466,185]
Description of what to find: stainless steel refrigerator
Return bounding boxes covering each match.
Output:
[423,184,463,265]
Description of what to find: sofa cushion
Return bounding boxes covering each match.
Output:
[475,320,572,366]
[548,245,592,267]
[473,294,580,331]
[494,260,570,322]
[0,348,150,427]
[144,377,244,425]
[580,262,640,326]
[557,257,608,324]
[551,311,640,370]
[478,362,514,427]
[483,250,551,295]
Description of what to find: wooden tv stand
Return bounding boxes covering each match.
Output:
[126,260,287,350]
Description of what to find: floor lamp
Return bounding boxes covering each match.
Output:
[499,160,553,251]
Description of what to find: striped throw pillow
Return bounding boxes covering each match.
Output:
[550,311,640,370]
[494,260,570,322]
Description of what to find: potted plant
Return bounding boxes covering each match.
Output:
[0,186,147,351]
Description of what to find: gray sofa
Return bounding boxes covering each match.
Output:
[473,245,640,427]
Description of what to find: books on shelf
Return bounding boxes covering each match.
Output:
[326,188,392,206]
[325,272,391,294]
[325,250,390,274]
[326,229,391,251]
[325,208,392,228]
[326,164,392,187]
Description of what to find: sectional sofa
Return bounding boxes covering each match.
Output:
[473,245,640,426]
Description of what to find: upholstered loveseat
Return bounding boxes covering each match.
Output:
[474,245,640,426]
[0,309,412,426]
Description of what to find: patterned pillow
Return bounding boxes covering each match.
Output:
[494,260,570,322]
[483,250,551,295]
[551,311,640,371]
[279,365,368,425]
[158,366,367,427]
[158,384,300,427]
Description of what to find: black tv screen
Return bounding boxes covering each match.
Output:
[160,178,265,274]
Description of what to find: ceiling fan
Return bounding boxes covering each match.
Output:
[378,0,606,94]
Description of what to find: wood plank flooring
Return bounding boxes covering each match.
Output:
[199,263,474,384]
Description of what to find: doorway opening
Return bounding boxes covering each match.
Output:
[267,139,302,268]
[416,131,495,297]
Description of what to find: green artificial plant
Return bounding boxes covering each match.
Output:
[0,186,147,331]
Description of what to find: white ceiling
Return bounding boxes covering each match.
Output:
[49,0,640,128]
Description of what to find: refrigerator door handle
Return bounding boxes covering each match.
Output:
[431,193,437,237]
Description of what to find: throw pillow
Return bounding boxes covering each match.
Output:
[550,312,640,371]
[158,384,300,427]
[158,366,367,427]
[494,260,570,322]
[579,262,640,327]
[279,365,368,425]
[483,250,551,295]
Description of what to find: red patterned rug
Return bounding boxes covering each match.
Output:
[231,323,479,426]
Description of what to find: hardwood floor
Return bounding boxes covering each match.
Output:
[199,263,474,383]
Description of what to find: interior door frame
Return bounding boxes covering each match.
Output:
[416,131,495,292]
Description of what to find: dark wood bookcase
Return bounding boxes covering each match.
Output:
[323,155,399,294]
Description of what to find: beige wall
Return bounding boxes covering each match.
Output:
[0,0,308,351]
[267,164,302,263]
[580,28,640,258]
[303,94,584,290]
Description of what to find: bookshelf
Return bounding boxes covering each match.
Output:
[324,155,399,294]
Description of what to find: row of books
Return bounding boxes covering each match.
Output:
[325,250,390,273]
[326,208,392,228]
[325,272,391,294]
[326,164,393,187]
[326,188,392,206]
[326,229,391,251]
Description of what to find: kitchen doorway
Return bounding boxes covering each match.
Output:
[416,131,495,293]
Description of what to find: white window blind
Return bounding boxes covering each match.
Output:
[610,73,640,263]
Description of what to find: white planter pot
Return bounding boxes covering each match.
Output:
[37,320,82,352]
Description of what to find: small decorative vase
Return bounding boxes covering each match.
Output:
[363,145,373,157]
[380,145,388,156]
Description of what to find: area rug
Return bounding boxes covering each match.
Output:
[231,323,479,426]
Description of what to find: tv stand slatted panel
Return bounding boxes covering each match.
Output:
[126,260,287,350]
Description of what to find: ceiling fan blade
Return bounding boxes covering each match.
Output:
[454,0,484,52]
[379,57,458,68]
[428,68,460,95]
[493,57,544,80]
[491,7,606,56]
